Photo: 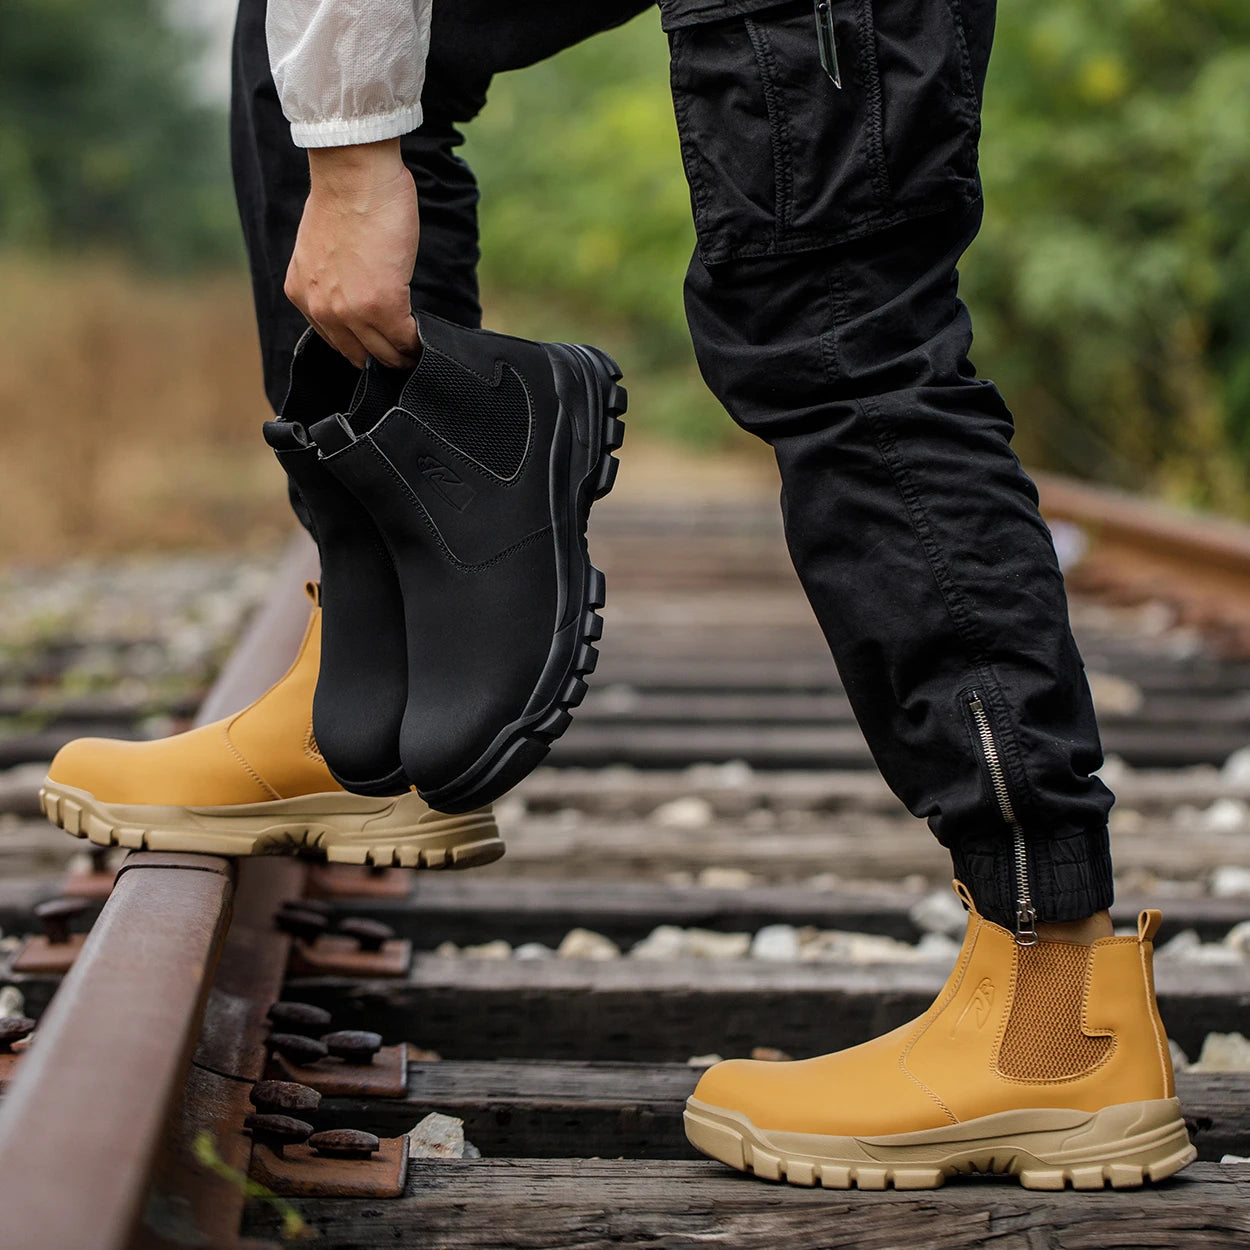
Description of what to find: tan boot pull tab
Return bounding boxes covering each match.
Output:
[1137,909,1163,944]
[304,581,321,606]
[951,880,977,913]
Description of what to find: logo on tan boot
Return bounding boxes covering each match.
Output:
[951,977,995,1037]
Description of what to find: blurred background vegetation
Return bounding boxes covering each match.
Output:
[1,0,1248,559]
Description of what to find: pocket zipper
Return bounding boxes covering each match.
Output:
[813,0,842,88]
[966,691,1038,947]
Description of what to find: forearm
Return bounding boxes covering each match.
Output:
[307,138,406,199]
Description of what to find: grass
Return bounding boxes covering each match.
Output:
[0,252,769,566]
[0,253,291,562]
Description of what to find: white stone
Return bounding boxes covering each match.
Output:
[1190,1032,1250,1073]
[1168,1039,1190,1073]
[407,1112,477,1159]
[1222,744,1250,785]
[652,796,714,829]
[915,932,961,961]
[683,761,753,788]
[1087,671,1144,716]
[463,940,512,960]
[750,924,801,962]
[557,928,621,960]
[597,684,642,714]
[514,942,554,961]
[1192,945,1243,965]
[1212,866,1250,898]
[492,795,526,826]
[1222,920,1250,958]
[1095,754,1131,784]
[0,985,25,1019]
[630,925,689,961]
[843,932,925,963]
[803,873,843,892]
[1200,797,1250,833]
[713,759,754,788]
[908,888,969,938]
[696,866,756,890]
[686,1053,723,1068]
[1156,929,1242,964]
[1108,807,1145,834]
[797,929,922,964]
[434,941,460,957]
[685,929,751,959]
[1221,1155,1250,1164]
[1049,520,1088,571]
[1157,929,1201,960]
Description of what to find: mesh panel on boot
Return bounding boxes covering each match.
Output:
[409,349,531,479]
[997,942,1114,1081]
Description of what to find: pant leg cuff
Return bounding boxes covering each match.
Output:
[949,826,1115,928]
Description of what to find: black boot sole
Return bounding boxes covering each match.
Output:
[416,344,626,813]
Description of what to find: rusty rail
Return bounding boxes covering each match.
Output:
[1037,472,1250,653]
[0,532,318,1250]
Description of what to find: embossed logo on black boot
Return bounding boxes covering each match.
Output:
[417,456,477,512]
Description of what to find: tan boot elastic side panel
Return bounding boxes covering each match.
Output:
[997,942,1114,1081]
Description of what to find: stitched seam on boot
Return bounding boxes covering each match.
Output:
[304,718,324,764]
[900,912,984,1123]
[1139,941,1172,1095]
[221,726,280,802]
[363,439,552,571]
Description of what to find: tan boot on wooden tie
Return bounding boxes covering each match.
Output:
[685,882,1195,1190]
[40,585,503,868]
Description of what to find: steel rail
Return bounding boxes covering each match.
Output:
[1037,472,1250,651]
[0,532,318,1250]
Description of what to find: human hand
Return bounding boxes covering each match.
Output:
[284,138,420,368]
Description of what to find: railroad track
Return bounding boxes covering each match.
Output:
[0,480,1248,1248]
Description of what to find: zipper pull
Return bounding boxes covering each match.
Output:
[813,0,842,88]
[1015,899,1039,947]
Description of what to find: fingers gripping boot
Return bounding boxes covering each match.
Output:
[40,590,503,868]
[684,884,1195,1190]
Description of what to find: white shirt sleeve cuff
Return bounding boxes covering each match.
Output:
[289,103,425,149]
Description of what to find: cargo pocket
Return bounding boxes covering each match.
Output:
[661,0,986,264]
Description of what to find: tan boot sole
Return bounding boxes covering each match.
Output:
[39,780,504,869]
[684,1095,1196,1190]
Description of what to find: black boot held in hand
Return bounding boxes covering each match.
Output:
[263,330,412,796]
[309,312,626,813]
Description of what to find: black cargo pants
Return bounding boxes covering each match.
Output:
[231,0,1116,928]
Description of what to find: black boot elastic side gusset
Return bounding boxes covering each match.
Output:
[262,333,412,796]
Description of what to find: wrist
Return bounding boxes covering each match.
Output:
[307,139,406,200]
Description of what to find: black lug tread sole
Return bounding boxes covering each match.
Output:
[418,348,625,815]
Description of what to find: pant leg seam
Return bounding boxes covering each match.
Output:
[855,392,1042,822]
[744,19,793,245]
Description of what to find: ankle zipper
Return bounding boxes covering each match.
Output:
[966,691,1038,947]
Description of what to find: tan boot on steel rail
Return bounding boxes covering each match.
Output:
[685,882,1195,1191]
[39,588,503,868]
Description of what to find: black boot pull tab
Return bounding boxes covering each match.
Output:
[814,0,842,88]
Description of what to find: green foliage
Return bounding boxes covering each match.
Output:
[5,0,1248,489]
[970,0,1250,508]
[468,5,1250,497]
[0,0,240,269]
[466,17,732,447]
